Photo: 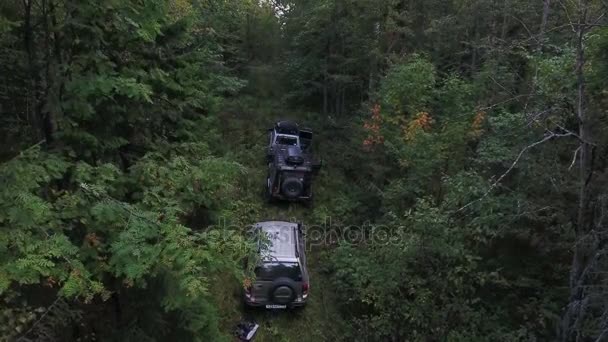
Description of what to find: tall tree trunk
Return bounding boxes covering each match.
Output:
[501,0,509,41]
[368,21,379,94]
[40,0,55,144]
[341,88,345,116]
[334,85,340,116]
[323,28,331,115]
[470,13,480,74]
[538,0,551,51]
[323,61,328,115]
[572,1,592,297]
[561,2,599,341]
[23,0,40,139]
[575,1,590,239]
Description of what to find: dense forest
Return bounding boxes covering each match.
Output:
[1,0,608,341]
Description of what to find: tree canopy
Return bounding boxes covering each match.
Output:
[1,0,607,341]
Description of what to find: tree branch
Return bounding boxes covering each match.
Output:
[457,131,573,212]
[15,297,67,342]
[570,146,582,170]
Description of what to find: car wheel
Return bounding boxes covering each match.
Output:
[281,177,303,199]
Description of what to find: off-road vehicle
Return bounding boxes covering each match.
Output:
[264,121,320,203]
[244,221,309,309]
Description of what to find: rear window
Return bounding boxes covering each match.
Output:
[276,136,298,146]
[255,262,302,281]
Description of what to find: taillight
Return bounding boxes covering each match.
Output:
[302,282,309,296]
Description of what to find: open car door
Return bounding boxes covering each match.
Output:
[299,128,313,151]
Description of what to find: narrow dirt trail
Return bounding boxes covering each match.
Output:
[216,105,348,341]
[246,203,340,341]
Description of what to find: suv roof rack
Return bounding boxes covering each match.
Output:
[254,221,299,263]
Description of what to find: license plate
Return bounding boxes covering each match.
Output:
[265,304,287,309]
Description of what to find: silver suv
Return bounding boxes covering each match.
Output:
[244,221,309,309]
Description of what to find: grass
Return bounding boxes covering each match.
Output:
[213,202,347,341]
[213,99,350,341]
[252,201,347,341]
[242,244,345,341]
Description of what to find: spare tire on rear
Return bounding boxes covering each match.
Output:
[281,177,303,198]
[269,277,296,304]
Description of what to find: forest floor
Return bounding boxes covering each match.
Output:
[213,99,350,341]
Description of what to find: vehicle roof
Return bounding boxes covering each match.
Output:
[254,221,299,263]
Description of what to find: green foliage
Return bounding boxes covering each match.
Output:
[0,0,256,339]
[332,199,489,340]
[380,56,437,115]
[0,144,254,339]
[1,0,607,341]
[128,141,244,220]
[326,22,577,340]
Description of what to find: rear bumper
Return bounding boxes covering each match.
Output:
[270,191,312,202]
[244,294,307,308]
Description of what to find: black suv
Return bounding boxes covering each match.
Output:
[264,121,320,204]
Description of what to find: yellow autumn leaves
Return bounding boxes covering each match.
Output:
[470,110,486,138]
[363,104,486,148]
[404,111,433,141]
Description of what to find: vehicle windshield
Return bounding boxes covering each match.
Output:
[255,262,302,281]
[275,135,298,146]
